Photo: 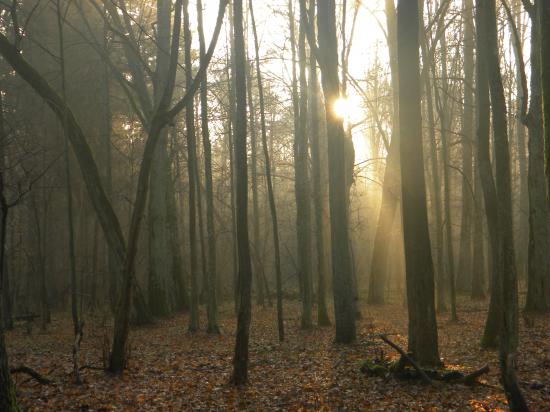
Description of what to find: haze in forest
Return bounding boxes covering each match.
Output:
[0,0,548,411]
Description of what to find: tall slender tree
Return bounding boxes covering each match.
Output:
[521,1,550,312]
[397,0,440,366]
[296,2,313,329]
[231,0,254,385]
[480,1,527,408]
[542,0,550,199]
[457,0,475,293]
[368,0,400,305]
[249,0,285,340]
[476,0,501,350]
[0,88,18,412]
[197,0,220,333]
[183,0,199,332]
[316,0,356,344]
[305,0,331,326]
[148,0,174,318]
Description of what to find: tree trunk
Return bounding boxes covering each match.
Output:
[419,19,446,314]
[148,0,174,318]
[249,0,285,340]
[183,0,199,332]
[227,3,239,313]
[56,1,82,382]
[457,0,475,294]
[513,0,528,283]
[303,0,331,325]
[0,1,227,373]
[471,164,487,300]
[231,0,254,385]
[524,3,550,312]
[368,0,400,305]
[433,30,457,321]
[397,0,440,366]
[541,0,550,204]
[317,0,356,344]
[197,0,220,332]
[475,0,501,350]
[246,58,266,308]
[0,86,18,412]
[482,1,527,409]
[296,3,312,329]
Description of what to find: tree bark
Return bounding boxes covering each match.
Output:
[197,0,220,332]
[481,1,527,409]
[296,2,312,329]
[457,0,475,294]
[524,2,550,312]
[419,15,446,314]
[231,0,254,385]
[397,0,440,366]
[368,0,400,305]
[316,0,356,344]
[249,0,285,340]
[183,0,199,332]
[474,0,501,350]
[303,0,331,325]
[541,0,550,202]
[0,85,18,412]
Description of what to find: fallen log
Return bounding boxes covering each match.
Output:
[10,366,53,385]
[360,335,490,386]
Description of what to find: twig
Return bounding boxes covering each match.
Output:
[378,334,432,384]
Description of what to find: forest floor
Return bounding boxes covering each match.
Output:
[5,298,550,411]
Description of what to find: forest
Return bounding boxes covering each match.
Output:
[0,0,549,410]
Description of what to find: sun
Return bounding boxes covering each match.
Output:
[333,97,349,119]
[333,96,363,124]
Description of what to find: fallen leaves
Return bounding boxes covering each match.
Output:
[5,298,550,410]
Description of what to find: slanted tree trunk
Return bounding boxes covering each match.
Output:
[316,0,356,344]
[249,0,285,340]
[231,0,254,385]
[0,0,227,373]
[397,0,440,366]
